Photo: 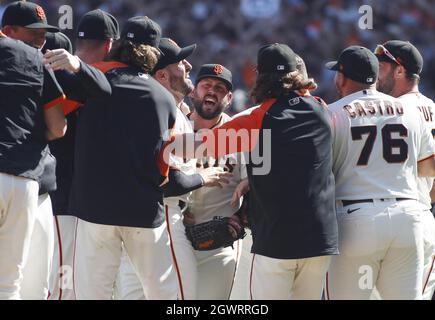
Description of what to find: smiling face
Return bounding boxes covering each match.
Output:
[190,77,232,120]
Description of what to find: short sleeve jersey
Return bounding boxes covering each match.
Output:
[328,89,435,200]
[399,92,435,209]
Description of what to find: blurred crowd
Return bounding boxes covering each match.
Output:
[1,0,434,112]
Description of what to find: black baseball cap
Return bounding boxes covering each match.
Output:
[1,1,59,32]
[325,46,378,84]
[77,9,119,40]
[120,16,161,48]
[195,64,233,91]
[43,32,73,54]
[153,38,196,72]
[375,40,423,75]
[256,43,298,74]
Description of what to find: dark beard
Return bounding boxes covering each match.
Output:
[191,97,226,120]
[377,68,396,95]
[169,76,194,97]
[377,77,395,95]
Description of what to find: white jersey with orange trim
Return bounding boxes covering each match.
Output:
[164,107,197,207]
[188,113,247,224]
[329,89,435,200]
[399,92,435,210]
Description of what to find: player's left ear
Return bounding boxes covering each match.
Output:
[189,87,197,99]
[105,39,113,55]
[394,65,406,80]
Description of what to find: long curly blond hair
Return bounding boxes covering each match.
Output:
[250,70,318,104]
[108,39,160,73]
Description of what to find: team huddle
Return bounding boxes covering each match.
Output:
[0,1,434,300]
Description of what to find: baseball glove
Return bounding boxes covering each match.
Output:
[185,216,246,251]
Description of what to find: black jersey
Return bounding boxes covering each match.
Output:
[70,62,176,228]
[0,35,64,180]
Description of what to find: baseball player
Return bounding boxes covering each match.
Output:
[170,43,339,300]
[325,45,435,299]
[1,1,63,299]
[183,63,248,299]
[19,32,73,300]
[0,29,66,299]
[47,9,119,300]
[113,39,230,300]
[375,40,435,300]
[70,16,179,300]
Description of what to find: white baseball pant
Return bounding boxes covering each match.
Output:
[73,218,178,300]
[114,237,243,300]
[113,245,146,300]
[327,198,424,300]
[0,173,39,299]
[49,215,78,300]
[249,253,331,300]
[20,193,54,299]
[422,209,435,300]
[165,203,197,300]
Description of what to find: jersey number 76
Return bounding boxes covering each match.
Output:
[351,124,408,165]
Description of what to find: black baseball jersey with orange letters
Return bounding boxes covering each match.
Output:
[70,62,176,228]
[0,35,64,181]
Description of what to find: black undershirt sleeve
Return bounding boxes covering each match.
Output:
[162,168,204,197]
[55,60,112,103]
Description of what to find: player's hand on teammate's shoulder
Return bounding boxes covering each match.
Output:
[199,166,232,188]
[43,49,81,73]
[231,178,249,208]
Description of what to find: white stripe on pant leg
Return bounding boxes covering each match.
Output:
[21,193,54,299]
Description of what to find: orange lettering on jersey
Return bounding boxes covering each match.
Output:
[354,102,367,116]
[343,105,356,118]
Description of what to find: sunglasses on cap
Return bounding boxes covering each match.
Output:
[374,44,402,67]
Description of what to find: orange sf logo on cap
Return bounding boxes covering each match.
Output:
[214,64,223,75]
[36,6,46,20]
